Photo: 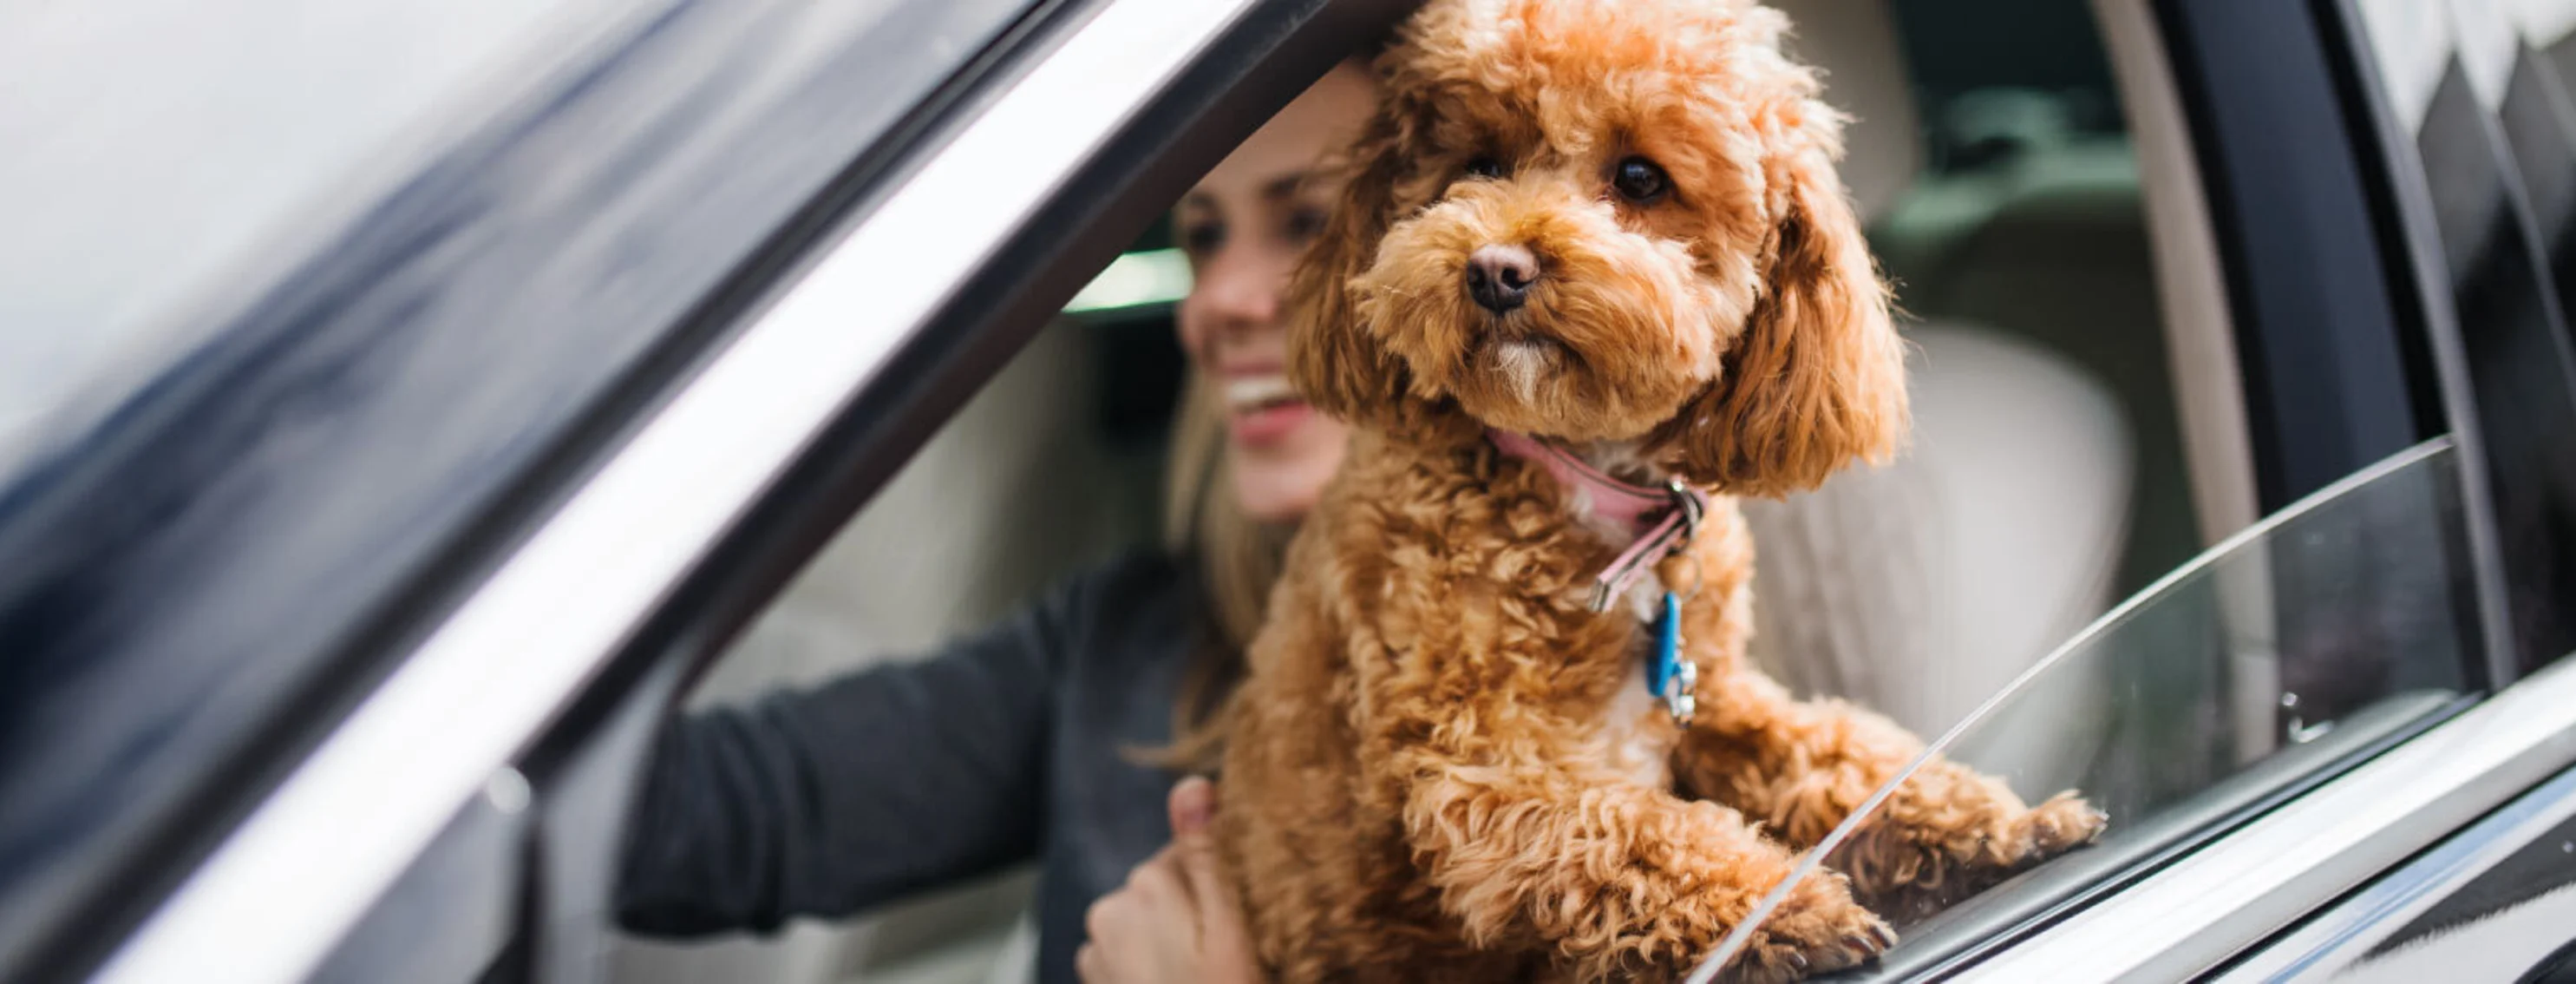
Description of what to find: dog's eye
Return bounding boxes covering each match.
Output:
[1612,156,1670,202]
[1463,155,1507,180]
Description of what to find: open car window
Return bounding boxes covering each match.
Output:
[69,0,1401,977]
[1700,437,2482,981]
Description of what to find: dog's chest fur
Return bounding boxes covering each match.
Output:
[1218,431,1739,980]
[1597,658,1676,788]
[1572,443,1695,790]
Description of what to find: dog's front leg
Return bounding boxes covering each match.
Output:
[1388,743,1890,983]
[1670,670,2103,915]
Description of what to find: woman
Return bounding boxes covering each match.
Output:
[615,62,1376,984]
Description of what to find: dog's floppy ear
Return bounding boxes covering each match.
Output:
[1658,116,1908,496]
[1286,102,1416,431]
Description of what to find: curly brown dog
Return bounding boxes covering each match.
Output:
[1213,1,2102,981]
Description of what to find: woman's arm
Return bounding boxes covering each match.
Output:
[616,585,1081,935]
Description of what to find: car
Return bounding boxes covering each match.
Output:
[3,0,2573,981]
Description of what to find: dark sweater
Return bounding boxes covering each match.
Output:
[617,553,1198,984]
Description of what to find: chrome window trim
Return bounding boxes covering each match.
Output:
[1965,653,2576,981]
[93,0,1266,978]
[2221,761,2576,980]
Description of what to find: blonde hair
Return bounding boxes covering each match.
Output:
[1154,369,1296,771]
[1146,52,1385,771]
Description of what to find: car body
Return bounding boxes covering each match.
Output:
[2,0,2574,981]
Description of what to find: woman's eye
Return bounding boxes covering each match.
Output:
[1463,155,1506,180]
[1180,220,1225,257]
[1612,156,1669,202]
[1285,207,1327,245]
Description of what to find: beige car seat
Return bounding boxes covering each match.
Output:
[1754,0,2134,791]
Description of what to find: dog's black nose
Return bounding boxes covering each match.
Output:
[1465,244,1538,313]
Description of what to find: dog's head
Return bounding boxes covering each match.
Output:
[1287,0,1906,495]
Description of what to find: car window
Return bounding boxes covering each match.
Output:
[618,213,1186,984]
[1706,438,2481,981]
[614,312,1170,981]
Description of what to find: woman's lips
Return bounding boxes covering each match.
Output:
[1230,399,1316,445]
[1223,373,1314,445]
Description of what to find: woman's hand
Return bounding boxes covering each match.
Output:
[1076,777,1260,984]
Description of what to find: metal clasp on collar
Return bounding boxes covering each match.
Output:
[1667,477,1703,540]
[1583,482,1708,613]
[1587,580,1619,613]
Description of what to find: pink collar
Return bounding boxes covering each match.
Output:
[1487,430,1710,612]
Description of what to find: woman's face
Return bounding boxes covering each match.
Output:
[1174,63,1374,523]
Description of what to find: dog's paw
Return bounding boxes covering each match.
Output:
[1995,792,2106,866]
[1723,873,1893,984]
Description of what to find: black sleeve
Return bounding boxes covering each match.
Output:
[614,579,1085,936]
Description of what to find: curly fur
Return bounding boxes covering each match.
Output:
[1218,1,2102,981]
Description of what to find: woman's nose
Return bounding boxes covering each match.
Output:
[1196,253,1282,331]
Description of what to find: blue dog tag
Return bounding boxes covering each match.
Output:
[1647,592,1697,724]
[1647,593,1682,696]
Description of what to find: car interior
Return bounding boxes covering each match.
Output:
[603,0,2268,981]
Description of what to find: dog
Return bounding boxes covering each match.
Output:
[1213,1,2103,981]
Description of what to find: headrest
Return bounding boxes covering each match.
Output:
[1769,0,1921,223]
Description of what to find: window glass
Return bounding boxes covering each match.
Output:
[1709,439,2481,980]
